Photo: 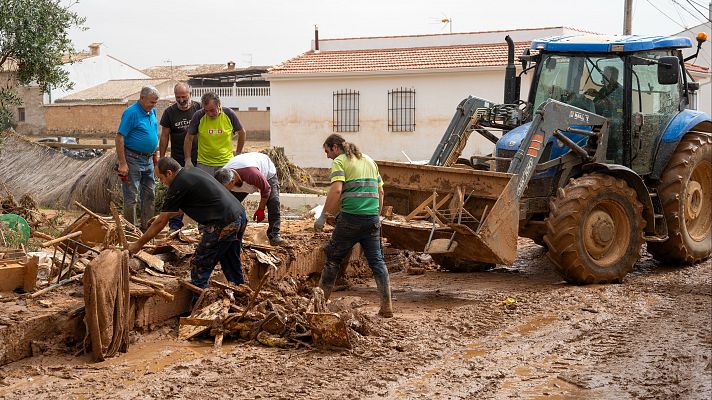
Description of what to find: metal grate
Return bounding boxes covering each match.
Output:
[388,87,416,132]
[333,89,360,132]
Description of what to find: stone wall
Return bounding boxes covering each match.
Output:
[44,102,127,136]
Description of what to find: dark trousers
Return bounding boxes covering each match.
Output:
[320,212,388,288]
[232,175,281,240]
[190,212,247,292]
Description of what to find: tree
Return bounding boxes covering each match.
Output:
[0,0,85,130]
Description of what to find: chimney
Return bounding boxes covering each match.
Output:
[227,61,236,70]
[88,43,101,56]
[314,25,319,52]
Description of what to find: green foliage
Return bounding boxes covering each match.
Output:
[0,0,85,129]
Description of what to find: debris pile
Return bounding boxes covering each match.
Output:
[262,147,319,194]
[179,278,374,350]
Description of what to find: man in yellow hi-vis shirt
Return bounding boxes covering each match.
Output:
[184,92,247,176]
[314,133,393,318]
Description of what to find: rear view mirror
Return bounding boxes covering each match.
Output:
[658,56,679,85]
[520,49,531,71]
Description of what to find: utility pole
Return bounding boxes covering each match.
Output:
[623,0,633,34]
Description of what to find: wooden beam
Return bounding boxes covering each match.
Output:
[40,231,82,247]
[405,192,437,221]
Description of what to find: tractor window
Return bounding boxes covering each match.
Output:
[532,54,625,163]
[630,50,682,174]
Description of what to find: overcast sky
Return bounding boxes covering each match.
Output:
[67,0,711,69]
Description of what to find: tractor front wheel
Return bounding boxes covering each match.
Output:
[544,174,645,284]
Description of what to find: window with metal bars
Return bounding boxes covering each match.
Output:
[333,89,359,132]
[388,87,416,132]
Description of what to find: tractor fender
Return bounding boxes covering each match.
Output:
[582,163,656,235]
[651,110,711,180]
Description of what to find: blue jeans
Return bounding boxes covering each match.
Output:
[320,213,389,293]
[191,212,247,293]
[122,150,155,230]
[168,213,184,231]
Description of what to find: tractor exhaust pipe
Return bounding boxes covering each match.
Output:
[504,35,520,104]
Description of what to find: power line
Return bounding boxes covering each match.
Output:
[687,0,709,10]
[684,0,712,22]
[670,0,707,24]
[671,0,692,28]
[646,0,688,29]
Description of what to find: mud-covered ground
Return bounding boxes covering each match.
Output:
[1,239,710,399]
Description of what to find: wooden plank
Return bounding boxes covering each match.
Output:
[179,279,204,294]
[213,297,231,350]
[40,231,82,247]
[129,275,165,290]
[405,192,436,221]
[135,251,165,273]
[178,300,224,340]
[73,201,110,227]
[425,207,445,227]
[434,193,453,211]
[23,255,38,291]
[179,317,215,327]
[0,265,25,292]
[110,202,128,250]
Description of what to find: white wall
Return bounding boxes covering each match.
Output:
[47,54,149,103]
[676,22,711,115]
[270,69,532,167]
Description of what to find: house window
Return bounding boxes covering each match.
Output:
[17,107,25,122]
[388,87,416,132]
[333,89,359,132]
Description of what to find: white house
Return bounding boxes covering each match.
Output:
[46,43,149,104]
[675,22,712,115]
[265,27,591,168]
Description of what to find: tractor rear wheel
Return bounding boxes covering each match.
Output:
[544,173,645,284]
[648,133,712,264]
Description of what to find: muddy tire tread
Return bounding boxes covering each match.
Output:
[648,133,712,264]
[544,174,645,284]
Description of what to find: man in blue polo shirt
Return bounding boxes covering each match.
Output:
[116,86,160,230]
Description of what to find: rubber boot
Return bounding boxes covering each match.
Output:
[374,273,393,318]
[318,261,339,301]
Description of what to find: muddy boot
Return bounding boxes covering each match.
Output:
[374,273,393,318]
[318,261,339,301]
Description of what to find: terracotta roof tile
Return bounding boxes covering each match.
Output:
[56,78,172,102]
[268,42,532,75]
[142,64,227,80]
[686,63,710,73]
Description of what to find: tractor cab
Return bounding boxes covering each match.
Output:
[499,33,707,175]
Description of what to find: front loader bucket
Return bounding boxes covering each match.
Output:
[378,161,519,265]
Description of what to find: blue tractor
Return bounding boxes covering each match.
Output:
[379,33,711,284]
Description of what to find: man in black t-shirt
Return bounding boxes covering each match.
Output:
[129,157,248,293]
[159,82,201,231]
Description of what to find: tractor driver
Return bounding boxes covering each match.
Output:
[585,66,622,117]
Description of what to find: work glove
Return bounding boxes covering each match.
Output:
[253,208,265,223]
[314,212,327,232]
[185,159,193,169]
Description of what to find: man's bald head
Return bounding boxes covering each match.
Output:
[174,82,191,109]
